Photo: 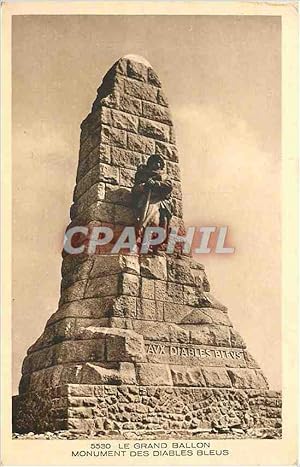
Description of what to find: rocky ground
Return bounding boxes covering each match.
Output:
[13,427,281,440]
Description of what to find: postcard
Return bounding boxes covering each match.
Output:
[1,1,298,465]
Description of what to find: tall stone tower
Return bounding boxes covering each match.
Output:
[13,55,281,438]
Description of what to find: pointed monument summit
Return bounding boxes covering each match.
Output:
[13,55,281,438]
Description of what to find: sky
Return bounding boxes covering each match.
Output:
[12,15,281,393]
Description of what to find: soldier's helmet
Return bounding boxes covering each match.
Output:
[146,153,165,170]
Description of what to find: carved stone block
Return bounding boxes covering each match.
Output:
[124,78,158,102]
[119,273,140,296]
[85,275,119,298]
[111,146,143,169]
[228,368,269,389]
[190,325,231,347]
[106,329,146,363]
[118,94,142,116]
[170,366,206,387]
[90,254,140,278]
[127,132,155,154]
[140,277,155,300]
[142,101,172,125]
[77,144,111,180]
[136,298,163,321]
[136,363,172,386]
[140,255,167,280]
[139,117,170,142]
[202,368,232,388]
[101,125,127,148]
[127,60,148,82]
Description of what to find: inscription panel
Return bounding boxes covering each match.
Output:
[144,341,247,368]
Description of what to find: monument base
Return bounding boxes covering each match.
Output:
[13,384,281,438]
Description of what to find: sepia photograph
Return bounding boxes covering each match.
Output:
[1,2,298,466]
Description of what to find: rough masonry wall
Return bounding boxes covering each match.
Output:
[13,385,281,437]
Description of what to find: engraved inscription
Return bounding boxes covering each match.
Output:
[146,344,166,355]
[145,343,244,360]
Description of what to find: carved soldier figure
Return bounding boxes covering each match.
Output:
[132,154,173,249]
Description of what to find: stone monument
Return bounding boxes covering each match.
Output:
[13,55,281,438]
